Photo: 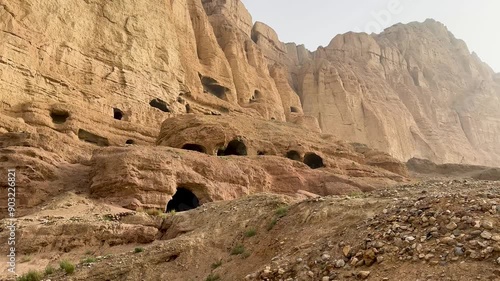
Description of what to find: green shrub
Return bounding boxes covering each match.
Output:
[16,270,42,281]
[211,260,222,269]
[82,257,96,263]
[244,228,257,237]
[134,247,144,253]
[44,266,55,275]
[230,245,245,255]
[59,260,75,274]
[275,206,289,218]
[267,217,278,231]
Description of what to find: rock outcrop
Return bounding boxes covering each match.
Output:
[291,19,500,166]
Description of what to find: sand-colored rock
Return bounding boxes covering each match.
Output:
[294,19,500,166]
[89,145,405,210]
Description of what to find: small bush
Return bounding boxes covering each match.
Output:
[211,260,222,269]
[82,257,96,263]
[16,270,42,281]
[134,247,144,253]
[244,228,257,237]
[59,260,75,274]
[267,218,278,231]
[275,206,289,218]
[206,273,221,281]
[230,245,245,255]
[145,208,163,216]
[44,266,55,276]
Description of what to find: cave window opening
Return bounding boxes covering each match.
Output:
[290,106,299,113]
[286,150,301,161]
[166,188,200,213]
[50,110,70,124]
[304,153,324,169]
[257,151,266,156]
[113,108,124,120]
[181,144,206,154]
[217,139,247,156]
[126,139,135,145]
[150,98,171,113]
[200,76,228,100]
[78,129,109,147]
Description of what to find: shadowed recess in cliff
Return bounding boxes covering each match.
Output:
[286,150,301,161]
[304,153,324,169]
[78,129,110,147]
[150,98,170,113]
[50,110,70,124]
[113,108,124,120]
[217,139,248,156]
[182,143,207,154]
[166,188,200,213]
[200,75,229,100]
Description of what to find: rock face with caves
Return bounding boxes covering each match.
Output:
[0,0,499,280]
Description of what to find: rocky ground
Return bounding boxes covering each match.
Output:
[2,178,499,281]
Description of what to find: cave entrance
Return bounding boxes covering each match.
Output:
[181,144,206,154]
[50,110,69,124]
[150,98,170,113]
[126,139,135,145]
[113,108,124,120]
[217,140,247,156]
[304,153,324,169]
[286,150,301,161]
[77,129,110,147]
[200,76,228,100]
[166,188,200,213]
[290,106,299,113]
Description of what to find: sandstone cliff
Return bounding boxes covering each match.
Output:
[289,19,500,166]
[2,1,497,166]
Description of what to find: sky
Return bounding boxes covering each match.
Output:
[241,0,500,72]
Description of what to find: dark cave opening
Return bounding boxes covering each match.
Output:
[286,150,301,161]
[113,108,124,120]
[166,188,200,213]
[50,110,70,124]
[200,76,228,100]
[126,139,135,145]
[181,143,207,154]
[217,139,247,156]
[304,153,324,169]
[150,98,171,113]
[77,129,110,147]
[290,106,299,113]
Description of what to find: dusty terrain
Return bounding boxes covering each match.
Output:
[1,177,499,281]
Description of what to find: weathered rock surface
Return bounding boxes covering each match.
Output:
[291,19,500,166]
[1,1,500,279]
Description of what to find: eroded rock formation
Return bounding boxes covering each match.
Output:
[291,20,500,166]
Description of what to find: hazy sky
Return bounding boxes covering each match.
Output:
[242,0,500,72]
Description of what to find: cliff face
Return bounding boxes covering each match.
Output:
[292,19,500,166]
[0,0,499,166]
[0,0,309,149]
